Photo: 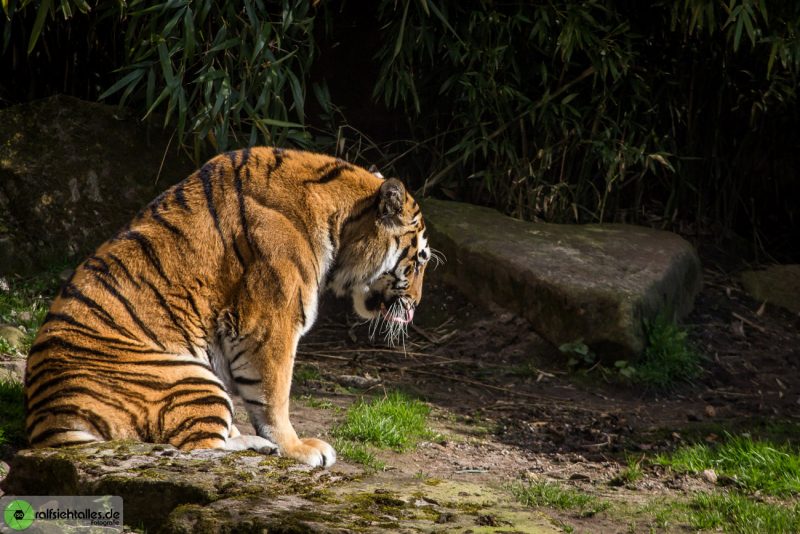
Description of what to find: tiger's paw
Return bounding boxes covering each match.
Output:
[227,434,279,455]
[284,437,336,468]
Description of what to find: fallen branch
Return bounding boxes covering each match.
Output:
[731,312,767,333]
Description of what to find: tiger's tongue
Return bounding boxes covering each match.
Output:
[381,306,414,324]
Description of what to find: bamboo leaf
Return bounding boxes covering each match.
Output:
[742,7,756,48]
[157,41,175,86]
[286,69,304,122]
[143,86,171,119]
[427,1,462,44]
[72,0,90,13]
[561,92,579,105]
[393,0,409,60]
[27,0,52,54]
[59,0,71,19]
[98,68,145,100]
[162,4,183,35]
[177,88,187,139]
[208,37,240,53]
[733,13,744,52]
[183,6,195,59]
[258,117,304,129]
[146,67,155,107]
[766,40,778,78]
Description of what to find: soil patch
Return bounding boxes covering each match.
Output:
[279,246,800,532]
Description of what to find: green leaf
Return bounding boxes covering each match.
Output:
[286,69,304,122]
[143,85,171,120]
[561,92,578,105]
[393,0,409,60]
[157,41,175,87]
[27,0,53,54]
[183,6,195,59]
[72,0,90,14]
[162,4,184,35]
[258,117,304,129]
[766,40,778,78]
[742,8,755,48]
[59,0,72,18]
[427,1,461,44]
[208,37,240,53]
[733,13,744,51]
[146,67,155,107]
[177,88,187,139]
[98,68,145,100]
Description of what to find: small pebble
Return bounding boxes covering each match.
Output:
[702,469,718,484]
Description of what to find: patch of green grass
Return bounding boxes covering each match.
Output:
[332,391,437,451]
[609,455,644,486]
[655,435,800,496]
[0,268,65,354]
[687,492,800,533]
[0,337,15,355]
[509,480,610,518]
[651,501,682,530]
[293,364,321,384]
[0,379,26,448]
[295,394,337,411]
[629,314,702,390]
[332,439,385,471]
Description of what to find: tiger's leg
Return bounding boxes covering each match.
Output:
[239,332,334,466]
[233,269,336,467]
[159,367,275,453]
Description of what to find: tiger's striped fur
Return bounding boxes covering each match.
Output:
[24,147,431,467]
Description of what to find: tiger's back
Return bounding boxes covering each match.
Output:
[25,147,433,466]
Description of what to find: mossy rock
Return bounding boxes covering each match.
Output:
[0,324,26,351]
[0,442,335,532]
[0,95,195,275]
[2,443,561,532]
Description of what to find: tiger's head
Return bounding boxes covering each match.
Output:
[329,177,439,344]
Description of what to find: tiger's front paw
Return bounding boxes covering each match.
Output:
[284,437,336,468]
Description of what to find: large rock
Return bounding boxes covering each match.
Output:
[740,265,800,314]
[422,199,702,359]
[0,95,195,274]
[2,443,340,532]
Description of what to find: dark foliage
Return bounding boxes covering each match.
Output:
[1,0,798,259]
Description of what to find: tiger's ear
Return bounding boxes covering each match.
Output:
[378,178,405,225]
[368,164,384,179]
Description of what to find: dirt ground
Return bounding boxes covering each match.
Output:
[273,246,800,533]
[2,242,798,532]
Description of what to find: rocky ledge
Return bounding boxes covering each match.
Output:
[1,442,558,533]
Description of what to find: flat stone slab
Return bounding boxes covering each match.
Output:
[1,443,558,533]
[740,264,800,314]
[422,199,702,358]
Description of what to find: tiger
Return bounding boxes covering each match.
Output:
[24,147,432,467]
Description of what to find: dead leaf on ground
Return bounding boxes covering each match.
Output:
[731,320,746,338]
